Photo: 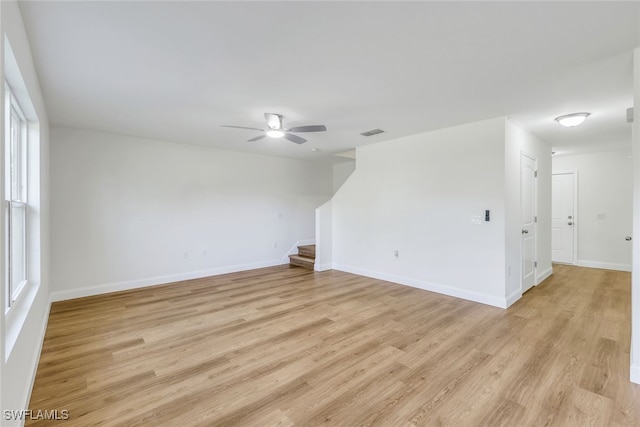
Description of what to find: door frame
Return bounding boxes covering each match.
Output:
[521,151,538,293]
[552,170,578,265]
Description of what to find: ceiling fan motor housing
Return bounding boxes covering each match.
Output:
[265,113,283,130]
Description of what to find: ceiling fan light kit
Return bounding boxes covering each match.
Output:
[555,112,590,127]
[222,113,326,144]
[266,129,284,138]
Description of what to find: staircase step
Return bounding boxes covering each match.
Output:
[289,254,315,270]
[297,245,316,259]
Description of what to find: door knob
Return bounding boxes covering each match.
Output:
[522,229,529,234]
[568,222,573,226]
[626,236,632,241]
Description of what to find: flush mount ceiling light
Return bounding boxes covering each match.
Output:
[555,112,590,127]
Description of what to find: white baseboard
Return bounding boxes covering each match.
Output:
[332,264,508,309]
[537,266,553,284]
[576,260,632,272]
[505,289,521,308]
[631,363,640,384]
[51,260,282,302]
[280,239,316,264]
[314,263,333,272]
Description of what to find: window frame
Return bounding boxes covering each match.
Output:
[5,82,28,308]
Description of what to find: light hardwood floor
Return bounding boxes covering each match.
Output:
[27,264,640,426]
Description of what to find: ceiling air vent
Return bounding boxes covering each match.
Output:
[360,128,385,137]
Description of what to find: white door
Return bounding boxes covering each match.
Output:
[521,153,536,293]
[552,173,575,264]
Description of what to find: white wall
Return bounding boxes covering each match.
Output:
[333,160,355,193]
[50,127,332,299]
[324,117,551,308]
[631,47,640,384]
[315,200,332,271]
[1,1,50,423]
[331,117,510,307]
[316,159,355,272]
[505,120,553,302]
[553,150,633,271]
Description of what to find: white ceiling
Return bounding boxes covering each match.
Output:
[18,1,640,160]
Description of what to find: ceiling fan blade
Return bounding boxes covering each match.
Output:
[247,135,267,142]
[288,125,327,133]
[221,125,265,132]
[283,133,307,144]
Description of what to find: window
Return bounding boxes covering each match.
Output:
[5,83,27,307]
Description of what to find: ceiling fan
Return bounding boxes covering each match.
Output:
[222,113,326,144]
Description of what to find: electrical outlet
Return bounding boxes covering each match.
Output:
[596,213,606,220]
[273,242,278,248]
[201,250,207,257]
[471,216,482,225]
[184,252,189,259]
[394,250,399,258]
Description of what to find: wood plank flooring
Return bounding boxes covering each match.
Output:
[27,264,640,426]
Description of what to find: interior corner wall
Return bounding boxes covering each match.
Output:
[552,150,633,271]
[330,117,508,308]
[1,0,51,423]
[315,199,333,271]
[505,120,552,302]
[50,127,332,299]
